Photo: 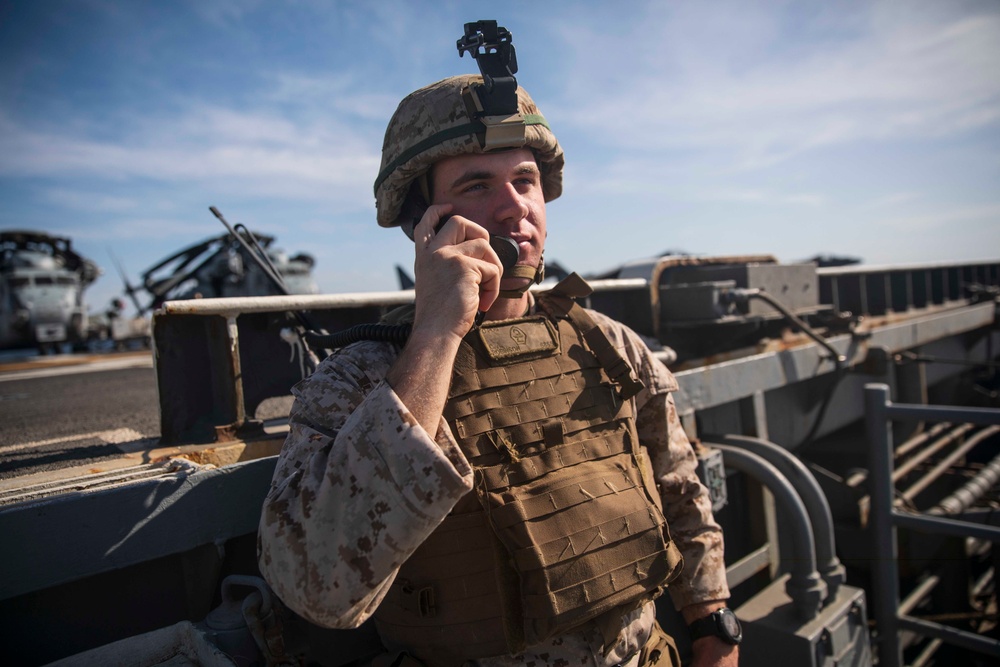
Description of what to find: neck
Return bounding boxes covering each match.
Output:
[484,292,531,321]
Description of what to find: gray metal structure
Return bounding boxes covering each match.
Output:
[865,384,1000,666]
[1,256,999,666]
[0,230,101,352]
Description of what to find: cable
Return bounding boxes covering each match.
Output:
[305,323,413,350]
[721,287,847,446]
[743,289,846,369]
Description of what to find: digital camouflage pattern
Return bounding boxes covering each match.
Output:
[374,74,565,228]
[258,308,729,666]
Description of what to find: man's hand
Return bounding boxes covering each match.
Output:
[410,203,503,342]
[386,204,504,435]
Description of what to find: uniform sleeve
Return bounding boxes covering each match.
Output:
[637,391,730,609]
[257,342,474,629]
[588,311,730,610]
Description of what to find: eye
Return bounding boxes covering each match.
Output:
[515,170,541,187]
[461,182,488,193]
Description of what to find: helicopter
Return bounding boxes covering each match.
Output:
[0,230,101,353]
[120,223,318,317]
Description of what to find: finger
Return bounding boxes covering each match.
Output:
[450,236,504,275]
[433,214,491,246]
[455,239,502,312]
[476,256,503,313]
[413,204,453,248]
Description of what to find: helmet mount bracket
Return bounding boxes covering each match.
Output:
[457,21,526,150]
[457,21,519,116]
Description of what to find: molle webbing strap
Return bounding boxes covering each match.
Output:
[537,275,645,401]
[452,384,625,437]
[511,508,664,571]
[521,550,671,619]
[457,401,634,461]
[448,366,609,419]
[487,455,648,531]
[479,450,678,648]
[450,346,604,397]
[475,423,631,489]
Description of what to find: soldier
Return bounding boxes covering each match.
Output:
[258,58,739,667]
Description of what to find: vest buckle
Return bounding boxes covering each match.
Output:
[399,580,437,618]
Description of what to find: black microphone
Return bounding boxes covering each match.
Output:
[490,235,520,273]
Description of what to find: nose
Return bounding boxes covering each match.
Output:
[492,182,530,231]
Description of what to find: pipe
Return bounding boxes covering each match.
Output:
[892,424,975,482]
[898,575,940,618]
[929,449,1000,516]
[910,639,944,667]
[894,421,955,458]
[900,425,1000,503]
[706,434,846,601]
[713,444,826,620]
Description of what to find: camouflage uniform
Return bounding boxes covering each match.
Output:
[258,307,728,666]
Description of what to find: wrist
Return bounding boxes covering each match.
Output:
[404,315,467,352]
[681,600,728,625]
[687,606,743,646]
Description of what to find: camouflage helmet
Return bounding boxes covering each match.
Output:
[374,74,564,228]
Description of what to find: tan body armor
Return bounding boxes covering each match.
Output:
[374,278,683,666]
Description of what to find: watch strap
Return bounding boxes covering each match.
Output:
[688,614,720,642]
[688,607,742,645]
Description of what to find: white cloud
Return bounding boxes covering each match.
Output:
[0,100,381,208]
[554,1,1000,169]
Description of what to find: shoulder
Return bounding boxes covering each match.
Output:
[583,308,679,395]
[293,340,399,406]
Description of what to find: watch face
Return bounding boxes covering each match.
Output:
[717,609,742,642]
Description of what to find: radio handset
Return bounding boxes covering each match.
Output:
[479,227,520,275]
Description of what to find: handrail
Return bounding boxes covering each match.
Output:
[157,278,650,317]
[864,383,1000,667]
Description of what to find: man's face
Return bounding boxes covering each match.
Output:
[430,148,546,290]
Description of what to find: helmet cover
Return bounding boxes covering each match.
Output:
[374,74,564,228]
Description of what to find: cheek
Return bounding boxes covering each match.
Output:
[530,203,547,235]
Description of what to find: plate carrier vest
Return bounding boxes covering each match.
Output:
[374,275,683,665]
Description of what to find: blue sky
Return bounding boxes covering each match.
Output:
[2,0,998,314]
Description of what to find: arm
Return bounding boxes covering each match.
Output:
[388,204,502,433]
[258,206,502,628]
[638,393,738,666]
[591,312,735,665]
[257,347,474,628]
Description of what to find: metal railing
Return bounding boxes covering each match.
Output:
[865,383,1000,667]
[152,278,654,444]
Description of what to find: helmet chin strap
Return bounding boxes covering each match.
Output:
[497,254,545,299]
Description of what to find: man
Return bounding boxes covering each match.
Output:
[258,70,738,667]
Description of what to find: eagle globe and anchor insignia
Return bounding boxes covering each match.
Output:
[477,316,560,363]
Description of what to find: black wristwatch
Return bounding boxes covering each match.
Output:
[688,607,743,645]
